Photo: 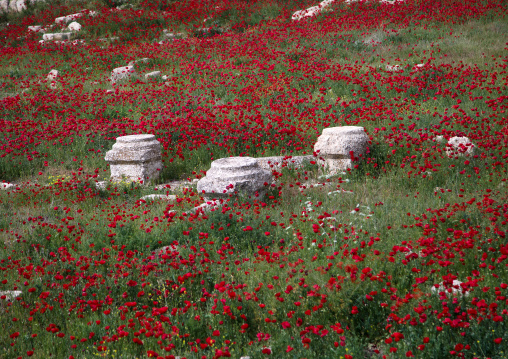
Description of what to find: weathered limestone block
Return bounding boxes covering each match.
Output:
[105,134,162,184]
[111,65,136,84]
[431,280,469,297]
[43,32,72,41]
[314,126,369,174]
[140,194,176,202]
[386,64,402,72]
[197,157,271,198]
[145,71,161,79]
[292,5,321,21]
[1,182,15,190]
[256,155,314,171]
[446,136,475,157]
[55,12,83,24]
[47,69,58,89]
[0,290,22,311]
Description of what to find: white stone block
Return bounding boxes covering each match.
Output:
[431,280,469,297]
[111,65,136,84]
[105,134,163,184]
[28,25,42,32]
[314,126,369,174]
[197,157,272,198]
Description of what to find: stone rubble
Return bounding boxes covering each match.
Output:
[42,32,72,41]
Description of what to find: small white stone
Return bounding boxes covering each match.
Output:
[0,290,22,301]
[55,12,83,24]
[386,64,402,72]
[140,194,176,202]
[28,25,42,32]
[292,5,321,21]
[43,32,72,41]
[431,280,469,297]
[67,21,81,31]
[435,135,445,143]
[144,71,161,79]
[111,65,136,84]
[0,182,15,190]
[446,136,475,157]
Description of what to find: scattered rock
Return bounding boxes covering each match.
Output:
[434,135,445,143]
[145,71,161,79]
[43,32,72,41]
[139,194,176,202]
[386,64,402,72]
[47,69,59,89]
[0,182,15,190]
[105,134,163,184]
[27,25,43,32]
[128,58,150,66]
[183,200,220,216]
[197,157,272,199]
[256,155,314,171]
[314,126,369,175]
[292,5,322,21]
[431,280,469,297]
[111,65,136,84]
[67,21,81,31]
[446,136,475,157]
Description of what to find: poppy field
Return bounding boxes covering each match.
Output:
[0,0,507,358]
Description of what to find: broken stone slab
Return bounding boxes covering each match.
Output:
[0,290,22,300]
[145,71,161,79]
[67,21,81,31]
[128,58,150,66]
[386,64,402,72]
[28,25,43,32]
[256,155,314,171]
[430,280,469,297]
[139,194,176,202]
[154,179,199,192]
[292,5,321,21]
[314,126,369,175]
[197,157,272,199]
[105,134,163,184]
[55,12,84,24]
[0,182,15,190]
[446,136,475,157]
[46,69,58,89]
[111,65,136,84]
[183,200,220,216]
[161,31,185,41]
[43,32,72,41]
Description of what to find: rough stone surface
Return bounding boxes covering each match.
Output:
[1,182,15,190]
[55,12,83,24]
[43,32,72,41]
[386,64,402,72]
[67,21,81,31]
[28,25,42,32]
[430,280,469,297]
[446,136,475,157]
[105,134,162,184]
[111,65,136,84]
[314,126,369,174]
[256,155,314,171]
[292,5,321,21]
[140,194,176,202]
[0,290,22,300]
[145,71,161,79]
[197,157,272,198]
